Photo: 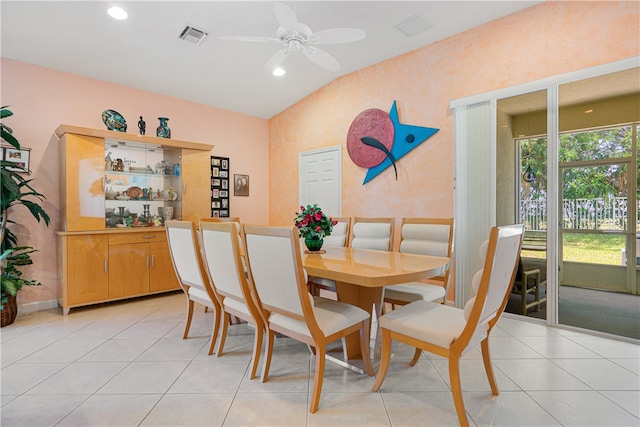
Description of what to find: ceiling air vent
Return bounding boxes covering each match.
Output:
[394,14,432,37]
[179,25,208,45]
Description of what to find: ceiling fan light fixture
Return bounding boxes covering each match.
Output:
[272,68,286,77]
[107,6,128,20]
[220,2,364,73]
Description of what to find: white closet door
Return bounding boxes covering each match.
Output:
[299,146,342,217]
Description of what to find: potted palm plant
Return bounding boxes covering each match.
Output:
[1,106,50,326]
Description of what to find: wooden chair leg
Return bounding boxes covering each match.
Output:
[409,347,422,366]
[216,312,230,357]
[534,278,542,312]
[359,321,375,376]
[183,299,195,339]
[207,304,221,356]
[308,280,318,296]
[309,345,326,413]
[520,285,527,315]
[371,328,392,391]
[448,355,470,427]
[481,338,499,395]
[261,329,275,383]
[249,323,263,380]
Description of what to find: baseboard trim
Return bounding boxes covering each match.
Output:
[17,299,59,315]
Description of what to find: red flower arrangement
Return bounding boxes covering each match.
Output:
[294,204,337,240]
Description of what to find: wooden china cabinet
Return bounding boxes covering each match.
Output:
[55,125,213,314]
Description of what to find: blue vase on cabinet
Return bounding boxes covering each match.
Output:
[156,117,171,139]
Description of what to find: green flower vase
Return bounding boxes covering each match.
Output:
[304,236,324,252]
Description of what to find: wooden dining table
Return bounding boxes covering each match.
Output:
[302,246,450,360]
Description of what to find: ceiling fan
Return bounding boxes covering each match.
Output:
[219,2,366,73]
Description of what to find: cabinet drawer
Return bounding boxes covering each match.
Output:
[109,230,167,245]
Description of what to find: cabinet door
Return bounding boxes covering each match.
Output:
[108,243,150,298]
[149,241,180,292]
[61,134,106,231]
[181,149,211,222]
[65,234,109,305]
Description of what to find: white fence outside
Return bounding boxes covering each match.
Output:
[521,197,640,231]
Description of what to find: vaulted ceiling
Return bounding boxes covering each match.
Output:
[2,1,542,118]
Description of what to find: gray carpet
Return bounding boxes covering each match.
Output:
[506,285,640,340]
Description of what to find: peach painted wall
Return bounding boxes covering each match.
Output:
[269,1,639,248]
[1,58,269,309]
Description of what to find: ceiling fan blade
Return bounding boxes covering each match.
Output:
[263,48,291,72]
[219,36,279,43]
[303,46,341,72]
[312,28,366,45]
[274,2,299,31]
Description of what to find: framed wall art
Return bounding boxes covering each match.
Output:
[2,146,31,172]
[234,174,249,196]
[211,155,230,217]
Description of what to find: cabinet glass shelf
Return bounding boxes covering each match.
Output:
[105,138,181,228]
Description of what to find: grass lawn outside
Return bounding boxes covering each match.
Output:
[522,231,632,266]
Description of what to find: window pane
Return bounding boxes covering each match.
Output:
[559,126,632,162]
[563,233,626,266]
[562,165,628,231]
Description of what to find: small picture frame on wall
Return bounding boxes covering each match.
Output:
[2,146,31,173]
[221,159,228,170]
[234,174,249,197]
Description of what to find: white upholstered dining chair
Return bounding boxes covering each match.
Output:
[384,217,454,306]
[308,216,350,296]
[350,217,394,251]
[165,220,221,356]
[199,221,264,379]
[372,224,524,427]
[243,224,375,413]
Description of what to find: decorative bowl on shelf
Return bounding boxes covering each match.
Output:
[127,186,143,199]
[127,187,144,199]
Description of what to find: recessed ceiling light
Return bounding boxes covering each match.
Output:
[108,7,128,20]
[272,68,286,77]
[584,109,594,114]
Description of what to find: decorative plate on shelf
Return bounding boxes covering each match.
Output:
[162,189,178,201]
[127,186,143,199]
[101,109,127,132]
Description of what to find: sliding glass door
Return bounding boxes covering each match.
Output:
[557,71,639,338]
[453,58,639,339]
[492,66,639,339]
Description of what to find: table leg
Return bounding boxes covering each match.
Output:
[335,281,384,360]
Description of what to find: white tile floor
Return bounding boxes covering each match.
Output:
[1,292,639,427]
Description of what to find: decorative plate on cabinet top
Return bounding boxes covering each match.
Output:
[102,109,127,132]
[127,186,143,199]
